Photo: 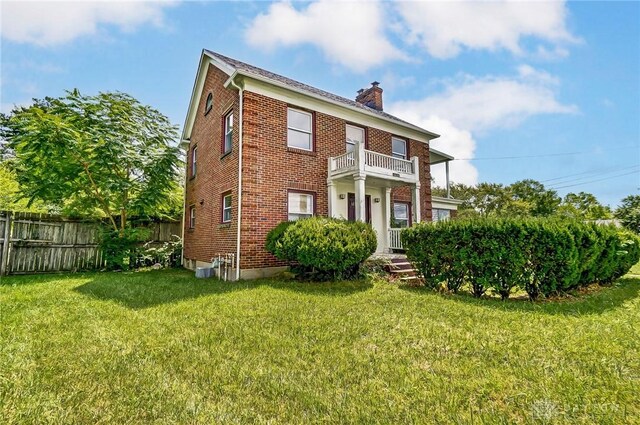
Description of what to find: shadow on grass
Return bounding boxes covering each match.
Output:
[401,277,640,316]
[73,269,372,309]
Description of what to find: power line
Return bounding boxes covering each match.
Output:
[548,170,640,190]
[453,145,639,161]
[541,164,640,183]
[543,164,640,186]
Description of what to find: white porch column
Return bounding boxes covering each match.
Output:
[445,160,451,198]
[383,187,392,251]
[327,179,336,218]
[412,182,421,224]
[354,173,366,222]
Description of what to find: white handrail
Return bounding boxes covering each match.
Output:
[389,228,403,250]
[332,151,355,171]
[365,150,414,174]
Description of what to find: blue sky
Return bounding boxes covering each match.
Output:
[1,1,639,207]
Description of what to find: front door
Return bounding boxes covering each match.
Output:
[347,193,371,224]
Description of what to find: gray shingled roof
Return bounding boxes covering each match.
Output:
[205,50,431,133]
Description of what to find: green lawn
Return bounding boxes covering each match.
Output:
[1,270,639,424]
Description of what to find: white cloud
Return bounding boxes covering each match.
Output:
[388,66,576,185]
[427,117,478,187]
[1,1,177,46]
[244,0,405,73]
[391,66,577,132]
[396,0,578,59]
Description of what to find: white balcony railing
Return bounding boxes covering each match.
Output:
[332,151,355,171]
[365,150,414,174]
[330,143,417,180]
[389,228,404,250]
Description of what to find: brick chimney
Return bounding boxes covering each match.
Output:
[355,81,383,111]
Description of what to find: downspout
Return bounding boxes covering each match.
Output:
[180,140,189,267]
[229,77,244,281]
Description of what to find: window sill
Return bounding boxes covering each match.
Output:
[220,151,232,160]
[287,147,316,157]
[218,223,231,229]
[187,228,195,233]
[189,175,196,181]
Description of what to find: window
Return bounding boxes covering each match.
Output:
[223,111,233,155]
[287,108,313,151]
[288,191,314,221]
[191,146,197,177]
[392,137,407,160]
[222,193,232,223]
[392,202,410,228]
[346,124,364,153]
[205,93,213,114]
[189,205,196,229]
[432,208,451,222]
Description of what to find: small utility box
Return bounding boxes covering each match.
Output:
[195,267,214,279]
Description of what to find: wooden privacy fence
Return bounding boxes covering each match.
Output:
[0,211,181,275]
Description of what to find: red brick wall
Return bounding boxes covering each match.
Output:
[183,64,240,264]
[184,67,434,270]
[239,91,433,270]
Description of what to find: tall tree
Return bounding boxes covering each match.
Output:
[558,192,612,220]
[615,195,640,234]
[508,179,561,217]
[1,90,182,231]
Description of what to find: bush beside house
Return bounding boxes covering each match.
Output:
[266,217,377,280]
[402,218,640,300]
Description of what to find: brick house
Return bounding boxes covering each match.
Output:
[181,50,460,279]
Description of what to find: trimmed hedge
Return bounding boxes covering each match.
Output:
[266,217,377,280]
[402,218,640,300]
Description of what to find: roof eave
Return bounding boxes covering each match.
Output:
[233,68,440,141]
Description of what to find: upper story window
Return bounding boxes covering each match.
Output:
[191,146,197,177]
[392,202,410,228]
[287,108,313,151]
[222,193,232,223]
[392,137,408,160]
[288,191,314,221]
[223,111,233,155]
[346,124,364,153]
[205,93,213,114]
[189,205,196,229]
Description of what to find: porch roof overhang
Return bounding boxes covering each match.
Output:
[430,147,454,165]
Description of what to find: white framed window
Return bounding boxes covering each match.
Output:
[392,137,407,160]
[288,192,314,221]
[189,205,196,229]
[392,202,410,228]
[432,208,451,222]
[346,124,365,153]
[287,108,313,151]
[222,193,232,223]
[223,111,233,155]
[191,146,197,177]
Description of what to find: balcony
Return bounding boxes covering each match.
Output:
[328,142,419,184]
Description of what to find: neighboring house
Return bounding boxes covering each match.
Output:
[181,50,459,279]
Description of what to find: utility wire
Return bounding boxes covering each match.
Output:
[548,170,640,190]
[543,164,640,186]
[453,145,638,161]
[541,164,640,183]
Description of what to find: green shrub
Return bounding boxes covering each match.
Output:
[270,217,377,280]
[403,218,635,301]
[265,221,295,258]
[98,227,151,271]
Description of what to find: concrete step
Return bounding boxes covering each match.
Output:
[389,268,417,275]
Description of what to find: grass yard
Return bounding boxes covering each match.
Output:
[1,269,639,424]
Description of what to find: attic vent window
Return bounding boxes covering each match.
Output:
[205,93,213,114]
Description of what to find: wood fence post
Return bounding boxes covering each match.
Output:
[0,211,13,276]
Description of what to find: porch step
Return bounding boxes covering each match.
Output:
[399,275,420,281]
